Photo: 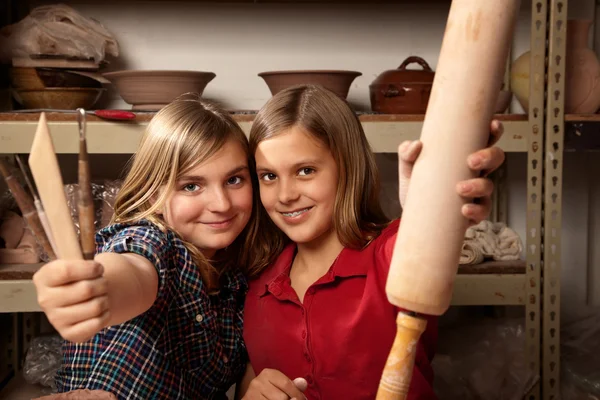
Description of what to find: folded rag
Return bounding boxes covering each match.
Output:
[460,220,523,265]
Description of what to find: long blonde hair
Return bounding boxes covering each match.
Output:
[112,95,267,289]
[247,84,389,278]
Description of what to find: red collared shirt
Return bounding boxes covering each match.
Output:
[244,219,438,399]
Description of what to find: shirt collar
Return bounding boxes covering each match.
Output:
[257,242,369,296]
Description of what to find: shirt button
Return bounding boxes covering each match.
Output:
[305,353,311,363]
[223,355,229,363]
[306,374,313,384]
[196,314,203,323]
[307,288,315,295]
[301,331,306,339]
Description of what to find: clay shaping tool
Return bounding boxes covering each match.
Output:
[14,154,59,257]
[0,157,56,260]
[77,109,96,260]
[28,113,83,260]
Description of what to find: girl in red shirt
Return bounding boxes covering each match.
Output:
[238,85,505,400]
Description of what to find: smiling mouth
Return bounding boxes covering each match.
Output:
[203,216,235,226]
[280,207,312,218]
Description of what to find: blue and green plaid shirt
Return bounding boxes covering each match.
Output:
[55,220,248,399]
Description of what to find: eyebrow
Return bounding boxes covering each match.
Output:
[179,165,249,182]
[256,159,321,173]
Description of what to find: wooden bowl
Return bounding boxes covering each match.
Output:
[12,88,105,109]
[258,70,362,99]
[9,68,103,90]
[103,70,216,110]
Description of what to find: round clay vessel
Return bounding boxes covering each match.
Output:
[510,51,530,111]
[258,70,361,99]
[565,19,600,114]
[103,70,216,110]
[12,87,105,109]
[369,56,435,114]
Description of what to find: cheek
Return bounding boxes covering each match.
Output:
[258,185,276,210]
[233,186,254,213]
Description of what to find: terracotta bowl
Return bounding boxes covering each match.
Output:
[12,87,105,109]
[103,70,216,110]
[258,70,362,99]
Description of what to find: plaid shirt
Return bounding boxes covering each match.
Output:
[55,220,248,399]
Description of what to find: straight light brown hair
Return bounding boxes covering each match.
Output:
[112,95,269,290]
[247,84,390,278]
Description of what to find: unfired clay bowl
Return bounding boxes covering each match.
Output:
[258,70,362,99]
[103,70,216,111]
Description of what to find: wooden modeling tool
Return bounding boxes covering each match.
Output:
[0,157,57,260]
[14,154,59,257]
[77,109,96,260]
[28,113,83,260]
[376,1,521,398]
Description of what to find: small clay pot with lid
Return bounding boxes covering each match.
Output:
[369,56,435,114]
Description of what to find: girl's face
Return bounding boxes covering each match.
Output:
[159,139,253,258]
[255,126,339,246]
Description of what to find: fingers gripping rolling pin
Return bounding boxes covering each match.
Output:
[376,1,521,398]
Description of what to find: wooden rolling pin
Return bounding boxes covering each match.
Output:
[376,1,521,398]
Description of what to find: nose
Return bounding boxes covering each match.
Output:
[278,178,300,204]
[207,186,232,213]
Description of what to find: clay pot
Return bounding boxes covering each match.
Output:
[369,56,435,114]
[258,70,361,99]
[510,51,530,111]
[103,70,216,111]
[565,19,600,114]
[511,19,600,114]
[12,87,105,109]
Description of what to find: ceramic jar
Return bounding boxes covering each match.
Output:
[565,19,600,114]
[511,19,600,114]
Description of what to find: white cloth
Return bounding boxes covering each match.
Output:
[460,220,523,265]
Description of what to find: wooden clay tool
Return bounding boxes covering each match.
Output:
[376,1,521,398]
[0,157,57,260]
[28,113,83,260]
[14,154,59,257]
[77,109,96,260]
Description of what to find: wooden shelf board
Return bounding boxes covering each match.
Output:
[0,263,43,280]
[0,260,525,311]
[0,111,527,122]
[0,112,530,154]
[457,259,525,275]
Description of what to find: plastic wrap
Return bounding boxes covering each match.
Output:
[432,317,537,400]
[562,314,600,399]
[1,4,119,63]
[23,335,63,389]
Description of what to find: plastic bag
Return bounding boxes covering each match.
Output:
[562,314,600,399]
[432,317,537,400]
[1,4,119,63]
[23,335,63,389]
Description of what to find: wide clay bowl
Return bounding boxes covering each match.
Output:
[103,70,216,110]
[258,70,362,99]
[12,87,105,109]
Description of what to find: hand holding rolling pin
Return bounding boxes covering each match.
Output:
[398,119,505,224]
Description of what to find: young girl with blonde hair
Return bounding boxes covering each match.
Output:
[33,96,270,399]
[240,85,505,399]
